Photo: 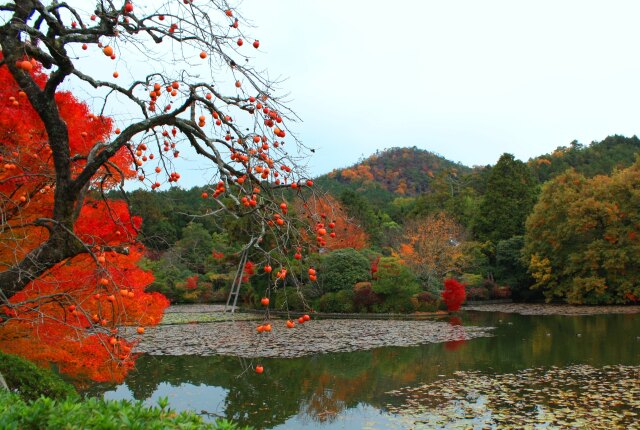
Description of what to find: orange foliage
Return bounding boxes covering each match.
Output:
[0,57,167,382]
[185,275,199,290]
[340,164,375,182]
[0,208,168,382]
[0,57,134,265]
[395,179,408,195]
[399,212,466,283]
[297,194,368,250]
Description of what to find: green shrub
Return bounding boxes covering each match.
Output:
[0,391,251,430]
[319,249,371,292]
[274,287,307,312]
[372,257,420,297]
[372,295,416,313]
[318,290,355,313]
[460,273,484,289]
[210,286,231,302]
[0,352,77,402]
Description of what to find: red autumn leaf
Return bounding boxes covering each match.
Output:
[0,55,167,383]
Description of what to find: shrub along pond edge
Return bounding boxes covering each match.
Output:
[0,352,251,430]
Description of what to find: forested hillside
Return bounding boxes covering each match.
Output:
[314,147,469,207]
[127,135,640,307]
[528,135,640,182]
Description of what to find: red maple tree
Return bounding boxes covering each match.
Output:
[0,58,168,382]
[441,278,467,312]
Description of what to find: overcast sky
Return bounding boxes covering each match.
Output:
[62,1,640,188]
[239,0,640,177]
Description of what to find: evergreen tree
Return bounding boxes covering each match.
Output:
[474,154,538,243]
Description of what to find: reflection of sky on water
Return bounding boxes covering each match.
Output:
[90,311,640,429]
[273,403,402,430]
[104,382,228,420]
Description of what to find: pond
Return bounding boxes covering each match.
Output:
[87,310,640,429]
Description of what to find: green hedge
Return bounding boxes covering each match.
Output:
[0,391,250,430]
[0,352,77,402]
[318,290,355,313]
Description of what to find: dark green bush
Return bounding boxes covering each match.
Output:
[0,352,77,402]
[274,287,307,312]
[0,391,251,430]
[318,290,355,313]
[495,235,537,300]
[319,249,371,292]
[372,295,416,313]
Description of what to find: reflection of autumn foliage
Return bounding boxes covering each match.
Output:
[399,212,466,285]
[442,279,467,312]
[297,194,368,250]
[0,60,167,382]
[444,339,467,351]
[444,316,467,350]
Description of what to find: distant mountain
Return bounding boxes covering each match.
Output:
[314,147,470,205]
[528,135,640,182]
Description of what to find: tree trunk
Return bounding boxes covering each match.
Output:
[0,230,82,300]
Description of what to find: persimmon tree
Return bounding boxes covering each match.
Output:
[0,0,314,380]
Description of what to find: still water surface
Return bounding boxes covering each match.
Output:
[89,311,640,429]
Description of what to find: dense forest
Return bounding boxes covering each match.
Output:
[129,135,640,308]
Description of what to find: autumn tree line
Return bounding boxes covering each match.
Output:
[131,136,640,309]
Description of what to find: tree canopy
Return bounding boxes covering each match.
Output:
[475,153,538,243]
[524,161,640,304]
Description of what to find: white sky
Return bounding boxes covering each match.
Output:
[242,0,640,176]
[58,1,640,187]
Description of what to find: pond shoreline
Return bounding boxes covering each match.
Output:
[464,303,640,315]
[165,303,450,319]
[162,302,640,321]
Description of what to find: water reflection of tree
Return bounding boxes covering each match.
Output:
[84,312,640,428]
[444,317,468,351]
